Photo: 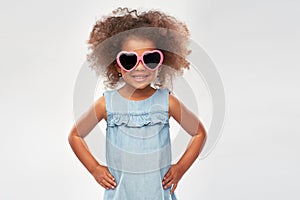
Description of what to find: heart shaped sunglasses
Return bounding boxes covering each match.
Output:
[116,50,164,72]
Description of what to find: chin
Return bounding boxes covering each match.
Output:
[131,82,152,89]
[135,84,149,90]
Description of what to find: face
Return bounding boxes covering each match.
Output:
[117,37,159,90]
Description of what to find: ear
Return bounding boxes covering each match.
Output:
[116,66,122,73]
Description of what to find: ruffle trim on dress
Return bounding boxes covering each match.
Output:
[107,111,169,127]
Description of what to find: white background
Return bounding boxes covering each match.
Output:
[1,0,299,199]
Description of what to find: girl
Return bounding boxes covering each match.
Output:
[68,7,207,200]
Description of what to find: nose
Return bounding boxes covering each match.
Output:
[134,60,146,71]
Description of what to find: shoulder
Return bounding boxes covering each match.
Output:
[168,92,181,120]
[103,89,116,97]
[94,95,107,120]
[168,92,185,122]
[168,92,180,110]
[156,88,169,95]
[95,95,106,107]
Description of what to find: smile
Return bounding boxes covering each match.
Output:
[131,75,149,81]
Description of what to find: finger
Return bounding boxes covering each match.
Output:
[104,175,117,187]
[162,174,173,186]
[106,172,115,181]
[101,178,114,189]
[99,181,110,190]
[164,179,174,189]
[163,170,171,180]
[170,183,178,194]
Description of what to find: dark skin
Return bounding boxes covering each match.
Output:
[68,90,207,193]
[68,37,207,194]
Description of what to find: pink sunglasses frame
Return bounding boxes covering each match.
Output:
[116,49,164,72]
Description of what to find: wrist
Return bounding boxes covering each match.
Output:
[176,161,190,173]
[175,162,185,171]
[90,164,102,175]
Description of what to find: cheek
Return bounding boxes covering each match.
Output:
[120,70,131,79]
[146,71,158,81]
[152,70,159,77]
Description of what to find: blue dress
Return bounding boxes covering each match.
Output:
[103,88,177,200]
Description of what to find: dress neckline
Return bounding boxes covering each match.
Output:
[116,88,159,102]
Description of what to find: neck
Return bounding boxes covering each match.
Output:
[119,84,155,100]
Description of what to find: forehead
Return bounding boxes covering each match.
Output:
[121,36,156,52]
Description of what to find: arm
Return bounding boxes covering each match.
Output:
[68,96,116,189]
[163,94,207,193]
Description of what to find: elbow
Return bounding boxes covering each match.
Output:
[68,133,73,146]
[68,128,83,146]
[196,129,207,150]
[68,130,77,145]
[200,131,207,151]
[201,129,207,144]
[203,130,207,140]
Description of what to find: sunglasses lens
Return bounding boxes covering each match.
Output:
[143,52,162,69]
[119,53,137,70]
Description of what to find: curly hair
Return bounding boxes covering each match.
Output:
[87,7,191,89]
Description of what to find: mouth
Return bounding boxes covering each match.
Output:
[131,74,149,82]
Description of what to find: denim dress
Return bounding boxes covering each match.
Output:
[103,88,177,200]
